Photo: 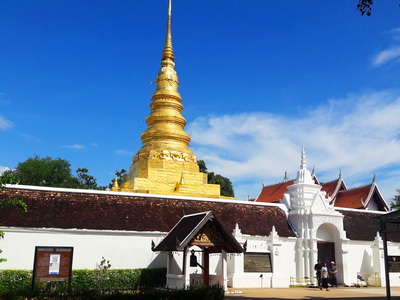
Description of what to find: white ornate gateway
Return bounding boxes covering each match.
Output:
[282,148,347,285]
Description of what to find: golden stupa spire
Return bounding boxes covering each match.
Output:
[162,0,174,62]
[137,0,193,163]
[119,0,229,199]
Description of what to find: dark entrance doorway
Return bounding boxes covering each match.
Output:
[318,241,335,265]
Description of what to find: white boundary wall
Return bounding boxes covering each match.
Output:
[0,227,167,270]
[1,225,399,288]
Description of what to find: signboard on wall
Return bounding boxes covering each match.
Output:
[388,256,400,273]
[244,253,272,272]
[32,246,74,282]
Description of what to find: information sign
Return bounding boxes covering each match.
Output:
[388,256,400,273]
[32,247,73,283]
[244,252,272,273]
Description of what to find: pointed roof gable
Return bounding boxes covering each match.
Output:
[152,211,244,253]
[322,179,340,197]
[322,178,347,204]
[334,183,389,211]
[254,180,295,203]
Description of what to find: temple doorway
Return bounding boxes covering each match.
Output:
[318,241,335,265]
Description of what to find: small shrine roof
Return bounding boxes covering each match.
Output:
[152,211,244,253]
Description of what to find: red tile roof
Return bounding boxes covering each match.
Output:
[334,185,371,209]
[321,179,340,198]
[254,180,294,203]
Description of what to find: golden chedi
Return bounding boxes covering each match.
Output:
[116,0,229,199]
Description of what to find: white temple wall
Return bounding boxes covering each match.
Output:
[387,243,400,286]
[227,236,297,288]
[344,240,378,285]
[2,226,399,288]
[0,227,167,270]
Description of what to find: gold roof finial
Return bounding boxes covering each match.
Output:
[162,0,174,63]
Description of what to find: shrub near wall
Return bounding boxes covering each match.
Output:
[0,270,31,293]
[0,268,166,294]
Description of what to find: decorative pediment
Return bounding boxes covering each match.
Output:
[191,222,225,247]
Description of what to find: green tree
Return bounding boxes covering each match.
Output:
[197,160,234,197]
[12,155,76,188]
[197,160,208,173]
[0,175,27,263]
[75,168,98,189]
[390,189,400,210]
[5,155,104,190]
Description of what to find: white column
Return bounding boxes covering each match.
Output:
[222,250,228,290]
[372,234,385,286]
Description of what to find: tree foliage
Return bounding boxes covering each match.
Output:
[74,168,99,189]
[2,155,104,190]
[390,189,400,210]
[197,160,234,197]
[109,169,127,188]
[0,175,27,263]
[7,155,75,188]
[357,0,373,16]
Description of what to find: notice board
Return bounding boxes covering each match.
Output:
[244,252,272,273]
[388,256,400,273]
[32,246,74,282]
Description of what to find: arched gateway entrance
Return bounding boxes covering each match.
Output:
[152,211,244,289]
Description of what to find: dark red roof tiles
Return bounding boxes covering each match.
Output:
[341,210,400,242]
[0,187,296,238]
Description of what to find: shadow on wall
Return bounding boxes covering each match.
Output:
[148,252,167,268]
[360,249,373,274]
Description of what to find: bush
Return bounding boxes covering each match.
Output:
[0,268,166,297]
[0,270,31,294]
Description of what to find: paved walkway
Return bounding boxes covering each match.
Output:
[224,287,400,299]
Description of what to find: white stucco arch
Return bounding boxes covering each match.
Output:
[316,223,341,242]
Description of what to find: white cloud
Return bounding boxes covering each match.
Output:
[115,149,134,156]
[371,28,400,67]
[371,46,400,67]
[61,144,85,149]
[0,166,10,175]
[388,27,400,41]
[0,116,14,130]
[187,90,400,201]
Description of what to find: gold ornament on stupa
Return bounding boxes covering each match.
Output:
[118,0,230,199]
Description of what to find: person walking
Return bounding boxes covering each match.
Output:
[320,262,330,291]
[314,259,322,288]
[329,261,338,287]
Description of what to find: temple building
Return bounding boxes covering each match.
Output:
[1,0,399,290]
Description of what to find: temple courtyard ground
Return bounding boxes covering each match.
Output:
[224,286,400,299]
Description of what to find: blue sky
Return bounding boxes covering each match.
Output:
[1,0,400,202]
